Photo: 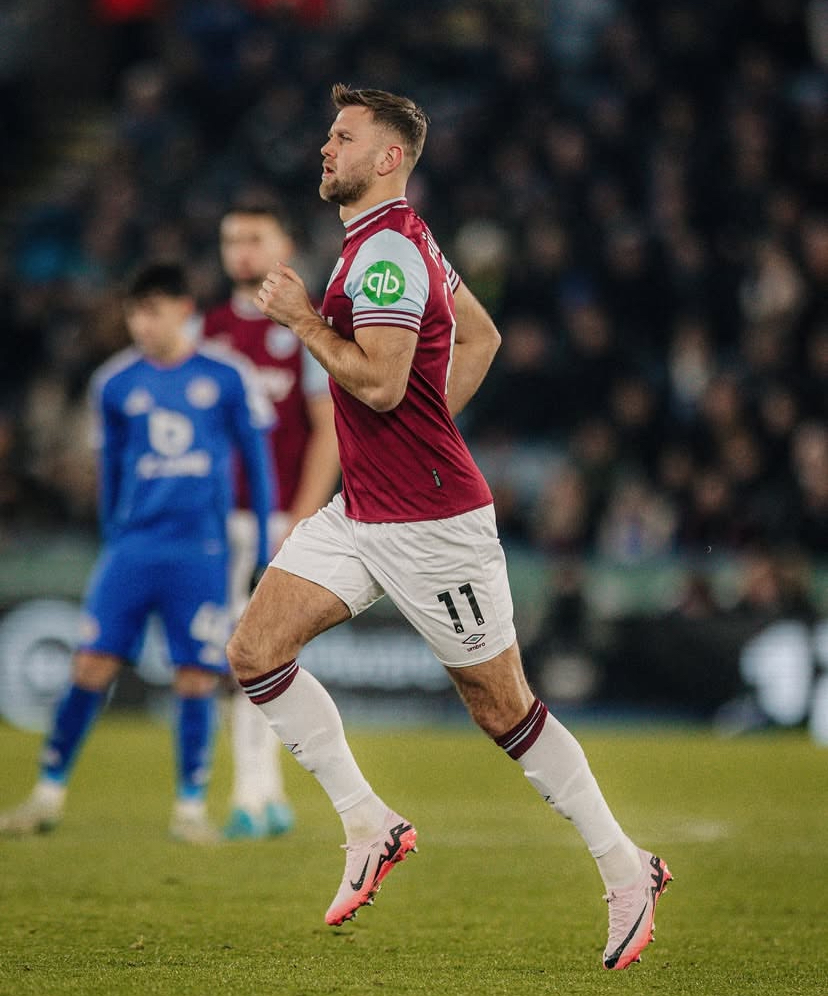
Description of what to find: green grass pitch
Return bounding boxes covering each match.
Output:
[0,715,826,995]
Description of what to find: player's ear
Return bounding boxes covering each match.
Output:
[376,144,404,176]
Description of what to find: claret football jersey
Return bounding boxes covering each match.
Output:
[322,197,492,522]
[201,298,330,512]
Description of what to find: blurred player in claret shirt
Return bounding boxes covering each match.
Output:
[200,204,340,840]
[0,262,273,844]
[226,85,672,969]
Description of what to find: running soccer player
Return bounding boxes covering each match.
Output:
[0,263,273,844]
[202,204,340,839]
[228,86,672,970]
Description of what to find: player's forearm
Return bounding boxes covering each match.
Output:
[292,313,405,412]
[241,430,275,565]
[98,423,120,537]
[97,474,117,539]
[257,266,409,411]
[447,283,501,416]
[447,335,500,417]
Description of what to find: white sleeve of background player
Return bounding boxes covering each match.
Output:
[442,253,461,293]
[300,344,331,397]
[345,229,429,334]
[234,357,276,429]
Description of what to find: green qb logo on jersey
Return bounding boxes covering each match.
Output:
[362,261,406,305]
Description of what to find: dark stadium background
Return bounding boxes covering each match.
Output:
[0,0,826,739]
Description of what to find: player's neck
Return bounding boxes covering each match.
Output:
[339,184,407,223]
[231,287,263,316]
[144,332,194,367]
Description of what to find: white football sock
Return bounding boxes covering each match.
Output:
[338,795,393,844]
[33,779,67,809]
[173,797,207,819]
[253,665,385,840]
[518,712,641,888]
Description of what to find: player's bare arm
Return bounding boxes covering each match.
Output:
[257,262,417,412]
[446,283,501,417]
[284,393,340,531]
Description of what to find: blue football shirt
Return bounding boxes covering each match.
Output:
[90,343,274,565]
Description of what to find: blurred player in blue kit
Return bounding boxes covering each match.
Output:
[0,263,274,843]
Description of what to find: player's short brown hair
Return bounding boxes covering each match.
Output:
[331,84,428,166]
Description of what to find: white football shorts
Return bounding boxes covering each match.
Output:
[227,509,290,619]
[272,493,516,667]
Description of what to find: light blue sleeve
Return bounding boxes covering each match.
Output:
[344,230,429,333]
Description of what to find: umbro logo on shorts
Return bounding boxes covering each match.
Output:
[463,633,487,652]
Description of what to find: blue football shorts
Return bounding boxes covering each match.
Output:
[78,537,230,671]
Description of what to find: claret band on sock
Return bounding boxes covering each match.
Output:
[239,660,299,704]
[495,697,549,760]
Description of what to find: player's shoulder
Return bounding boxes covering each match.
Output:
[353,224,429,275]
[193,342,267,397]
[195,341,255,375]
[91,347,143,396]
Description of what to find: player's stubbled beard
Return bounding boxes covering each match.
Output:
[321,172,371,206]
[320,153,376,207]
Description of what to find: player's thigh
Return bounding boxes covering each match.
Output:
[230,496,384,671]
[360,504,517,667]
[231,567,351,674]
[155,548,230,671]
[79,543,155,660]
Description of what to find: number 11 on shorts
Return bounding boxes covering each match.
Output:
[437,583,485,634]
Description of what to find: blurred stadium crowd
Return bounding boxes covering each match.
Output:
[0,0,825,580]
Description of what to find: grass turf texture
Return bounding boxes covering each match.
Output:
[0,716,826,996]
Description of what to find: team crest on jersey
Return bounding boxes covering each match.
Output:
[266,326,299,359]
[124,388,153,416]
[148,408,194,457]
[363,260,406,305]
[186,376,220,409]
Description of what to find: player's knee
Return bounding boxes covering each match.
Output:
[175,667,219,697]
[226,624,264,681]
[469,700,515,738]
[73,651,120,691]
[448,647,534,738]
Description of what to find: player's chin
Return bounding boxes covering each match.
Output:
[236,276,263,290]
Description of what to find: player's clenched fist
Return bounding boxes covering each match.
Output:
[255,262,314,329]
